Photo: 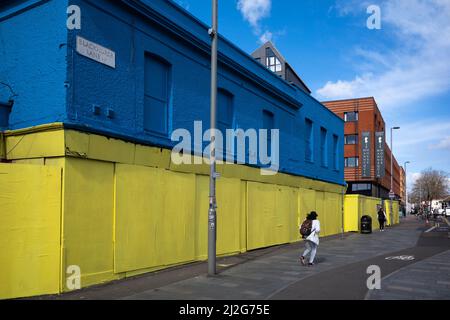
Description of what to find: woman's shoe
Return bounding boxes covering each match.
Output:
[300,256,306,266]
[308,263,314,267]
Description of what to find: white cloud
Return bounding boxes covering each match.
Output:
[237,0,271,31]
[317,0,450,110]
[394,120,450,147]
[259,30,273,44]
[410,172,421,183]
[237,0,279,44]
[430,136,450,151]
[318,76,369,99]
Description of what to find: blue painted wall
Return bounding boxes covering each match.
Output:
[0,0,344,185]
[0,0,69,128]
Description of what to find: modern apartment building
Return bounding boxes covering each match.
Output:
[323,97,402,200]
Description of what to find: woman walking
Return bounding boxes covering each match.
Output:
[300,211,321,267]
[378,207,387,231]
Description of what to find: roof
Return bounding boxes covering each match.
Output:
[251,41,312,94]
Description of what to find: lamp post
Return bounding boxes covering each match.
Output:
[389,126,400,225]
[208,0,218,276]
[404,161,410,216]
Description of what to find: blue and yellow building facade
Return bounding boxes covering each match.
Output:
[0,0,352,299]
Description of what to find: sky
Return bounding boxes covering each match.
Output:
[173,0,450,188]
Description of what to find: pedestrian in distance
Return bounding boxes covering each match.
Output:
[377,207,387,231]
[299,211,321,267]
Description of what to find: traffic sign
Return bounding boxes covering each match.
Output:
[389,191,395,199]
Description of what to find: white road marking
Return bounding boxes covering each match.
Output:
[425,226,437,233]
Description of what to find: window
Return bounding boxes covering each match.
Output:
[351,183,372,191]
[344,112,359,122]
[217,89,234,135]
[265,47,282,72]
[305,118,313,162]
[333,134,339,171]
[217,89,234,160]
[144,53,171,135]
[344,134,358,145]
[320,127,328,167]
[345,157,359,168]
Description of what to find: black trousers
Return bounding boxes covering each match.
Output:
[379,219,385,230]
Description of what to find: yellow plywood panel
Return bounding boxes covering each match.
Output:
[195,176,243,259]
[6,130,65,160]
[344,195,359,232]
[65,130,89,157]
[384,200,399,226]
[365,197,382,227]
[277,185,299,243]
[299,188,316,225]
[315,191,325,235]
[344,195,381,232]
[240,181,248,253]
[393,201,399,224]
[247,182,297,250]
[169,154,210,175]
[87,134,135,164]
[195,175,208,260]
[217,178,244,255]
[0,163,61,300]
[0,133,5,159]
[134,144,171,169]
[13,158,45,165]
[323,192,342,237]
[62,158,116,290]
[115,165,196,273]
[223,163,268,184]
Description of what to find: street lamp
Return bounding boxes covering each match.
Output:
[390,126,400,225]
[208,0,219,276]
[404,161,410,215]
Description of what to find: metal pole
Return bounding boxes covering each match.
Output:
[404,161,409,215]
[390,128,393,196]
[208,0,218,276]
[341,187,345,239]
[389,127,400,225]
[404,162,407,215]
[390,128,393,226]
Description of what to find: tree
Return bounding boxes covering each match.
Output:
[410,168,449,210]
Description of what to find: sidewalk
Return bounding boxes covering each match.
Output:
[367,217,450,300]
[38,216,450,300]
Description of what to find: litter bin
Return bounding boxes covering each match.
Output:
[361,215,372,234]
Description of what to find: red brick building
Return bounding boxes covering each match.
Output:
[323,97,401,200]
[399,166,406,206]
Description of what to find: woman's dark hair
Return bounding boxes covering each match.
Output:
[307,211,318,220]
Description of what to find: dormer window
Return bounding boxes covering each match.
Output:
[265,47,282,72]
